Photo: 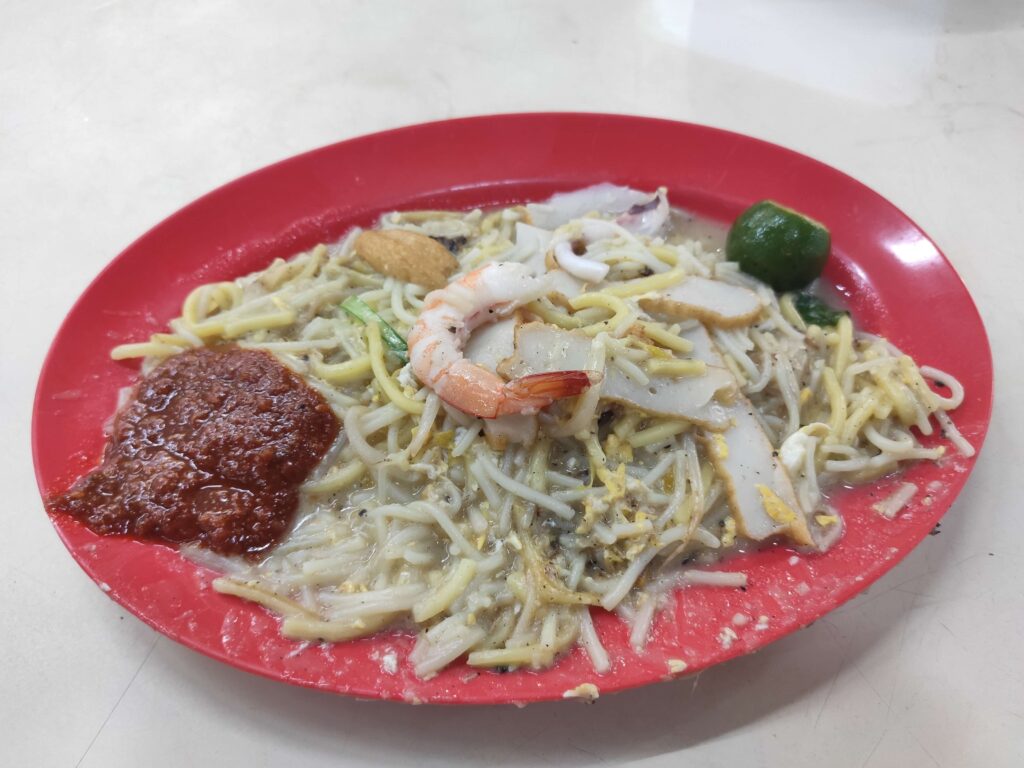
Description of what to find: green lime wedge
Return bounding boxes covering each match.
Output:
[726,200,830,292]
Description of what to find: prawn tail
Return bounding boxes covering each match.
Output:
[506,370,601,405]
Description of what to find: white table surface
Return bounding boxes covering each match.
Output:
[4,1,1022,766]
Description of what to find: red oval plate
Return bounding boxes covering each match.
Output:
[34,114,992,704]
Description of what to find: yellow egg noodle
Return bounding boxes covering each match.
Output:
[111,185,971,677]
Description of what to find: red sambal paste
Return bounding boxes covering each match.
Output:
[48,345,339,559]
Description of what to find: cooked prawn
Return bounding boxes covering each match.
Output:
[408,262,596,419]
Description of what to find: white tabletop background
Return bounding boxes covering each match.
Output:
[3,1,1022,766]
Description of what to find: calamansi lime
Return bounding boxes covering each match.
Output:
[725,200,830,292]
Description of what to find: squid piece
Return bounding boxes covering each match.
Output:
[526,184,663,230]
